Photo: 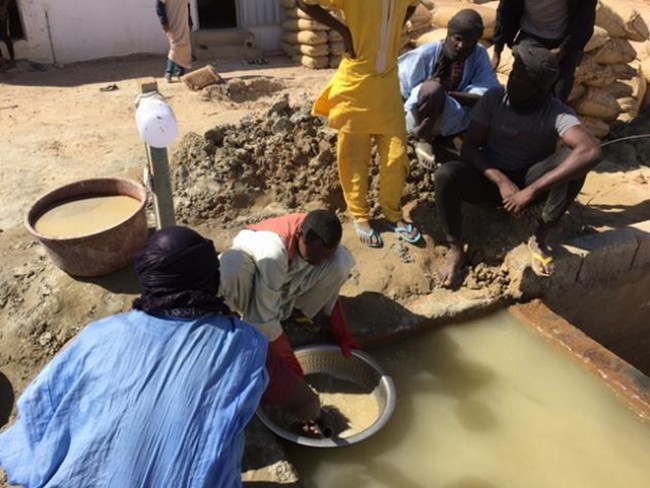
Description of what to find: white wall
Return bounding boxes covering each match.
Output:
[13,0,176,64]
[12,0,283,63]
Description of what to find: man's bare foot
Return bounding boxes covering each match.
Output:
[527,235,554,277]
[439,243,465,288]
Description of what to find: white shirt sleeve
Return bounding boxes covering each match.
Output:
[232,230,289,340]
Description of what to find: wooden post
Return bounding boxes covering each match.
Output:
[138,78,176,229]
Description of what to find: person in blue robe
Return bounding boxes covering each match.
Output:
[0,226,322,488]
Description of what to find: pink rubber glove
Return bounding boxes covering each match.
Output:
[328,298,359,358]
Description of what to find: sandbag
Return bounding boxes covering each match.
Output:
[602,80,634,99]
[404,25,436,50]
[592,37,637,64]
[583,64,617,88]
[431,4,497,39]
[282,41,330,57]
[405,4,432,32]
[574,54,599,85]
[568,83,587,103]
[282,30,328,46]
[284,7,312,20]
[595,0,649,41]
[329,40,344,56]
[616,62,646,121]
[486,45,514,76]
[610,63,637,80]
[641,58,650,85]
[578,115,610,139]
[415,28,447,48]
[583,26,610,52]
[282,18,329,32]
[496,72,509,86]
[301,54,329,69]
[329,55,342,69]
[329,30,342,42]
[572,87,621,120]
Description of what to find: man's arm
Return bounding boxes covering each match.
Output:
[448,91,481,107]
[492,0,524,68]
[462,120,520,199]
[503,125,601,214]
[528,126,600,193]
[296,0,356,57]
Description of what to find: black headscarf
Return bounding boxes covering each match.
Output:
[512,40,560,92]
[507,40,560,112]
[447,9,484,40]
[132,226,230,317]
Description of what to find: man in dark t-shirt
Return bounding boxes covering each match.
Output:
[434,40,601,287]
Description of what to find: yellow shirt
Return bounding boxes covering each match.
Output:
[305,0,418,134]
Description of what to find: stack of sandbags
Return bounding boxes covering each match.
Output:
[401,3,435,53]
[326,10,346,68]
[569,0,649,137]
[430,1,498,44]
[281,0,330,69]
[328,29,343,68]
[415,28,448,49]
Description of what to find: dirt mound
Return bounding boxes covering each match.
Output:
[171,95,441,227]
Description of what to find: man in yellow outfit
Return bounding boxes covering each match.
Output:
[297,0,422,248]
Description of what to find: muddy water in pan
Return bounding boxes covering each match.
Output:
[34,196,141,238]
[286,310,650,488]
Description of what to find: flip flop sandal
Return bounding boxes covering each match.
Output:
[99,83,118,92]
[388,222,422,244]
[527,243,554,277]
[353,220,383,248]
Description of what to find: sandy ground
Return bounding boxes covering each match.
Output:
[1,48,650,485]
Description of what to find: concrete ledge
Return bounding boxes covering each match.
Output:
[512,220,650,295]
[629,221,650,267]
[566,229,638,282]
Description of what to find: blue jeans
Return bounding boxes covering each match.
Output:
[165,58,186,77]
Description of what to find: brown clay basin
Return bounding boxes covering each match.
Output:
[25,178,149,277]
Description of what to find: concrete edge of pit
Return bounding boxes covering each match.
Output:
[511,300,650,421]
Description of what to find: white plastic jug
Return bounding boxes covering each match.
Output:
[135,92,179,148]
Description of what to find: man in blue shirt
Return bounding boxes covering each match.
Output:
[399,9,499,167]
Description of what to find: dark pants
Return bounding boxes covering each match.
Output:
[0,15,13,61]
[412,80,447,141]
[516,32,583,102]
[165,58,186,78]
[434,148,585,243]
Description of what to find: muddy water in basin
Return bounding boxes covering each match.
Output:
[287,310,650,487]
[35,195,141,238]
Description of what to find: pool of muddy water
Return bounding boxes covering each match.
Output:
[286,310,650,487]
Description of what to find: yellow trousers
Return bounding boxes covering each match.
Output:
[337,131,410,223]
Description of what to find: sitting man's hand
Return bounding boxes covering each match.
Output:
[503,187,536,217]
[497,178,519,201]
